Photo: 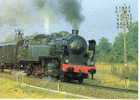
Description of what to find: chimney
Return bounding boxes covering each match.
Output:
[72,29,79,35]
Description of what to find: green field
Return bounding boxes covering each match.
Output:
[0,77,77,98]
[0,72,138,99]
[87,64,138,90]
[0,63,138,99]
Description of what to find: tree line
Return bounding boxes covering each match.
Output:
[96,22,138,64]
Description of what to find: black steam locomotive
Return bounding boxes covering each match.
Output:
[0,30,96,83]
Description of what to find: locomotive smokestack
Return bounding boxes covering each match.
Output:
[72,29,79,35]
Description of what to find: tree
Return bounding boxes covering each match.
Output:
[112,22,138,63]
[127,22,138,63]
[112,33,124,63]
[96,37,112,63]
[51,31,69,38]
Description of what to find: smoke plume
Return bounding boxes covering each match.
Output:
[0,0,84,33]
[59,0,84,29]
[0,0,37,27]
[34,0,84,29]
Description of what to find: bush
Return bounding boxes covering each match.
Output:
[111,64,138,81]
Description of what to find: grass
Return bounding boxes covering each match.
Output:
[0,73,138,99]
[86,64,138,90]
[0,63,138,99]
[111,64,138,80]
[0,77,76,98]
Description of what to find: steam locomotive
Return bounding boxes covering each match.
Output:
[0,30,96,83]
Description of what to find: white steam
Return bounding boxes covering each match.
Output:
[0,0,84,39]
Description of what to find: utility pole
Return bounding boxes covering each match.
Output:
[115,4,132,67]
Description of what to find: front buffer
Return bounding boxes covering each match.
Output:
[60,64,96,83]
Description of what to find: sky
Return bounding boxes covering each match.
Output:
[80,0,138,43]
[0,0,138,43]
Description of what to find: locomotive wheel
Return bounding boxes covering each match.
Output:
[59,72,71,82]
[26,66,32,76]
[66,77,71,82]
[66,72,73,82]
[78,77,83,84]
[0,68,4,72]
[0,66,4,72]
[27,72,32,76]
[38,73,44,79]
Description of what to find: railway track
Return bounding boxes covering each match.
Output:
[82,83,138,93]
[57,80,138,94]
[0,70,138,94]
